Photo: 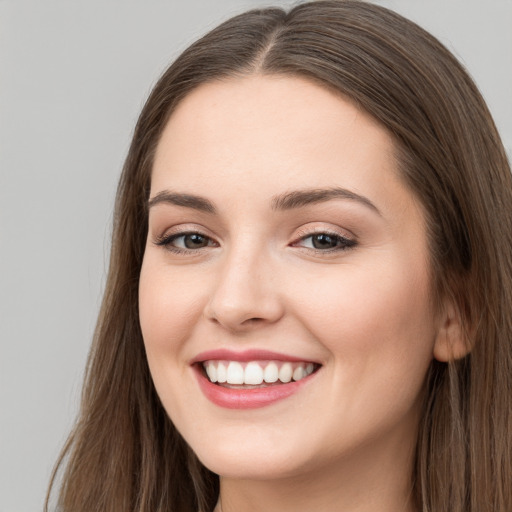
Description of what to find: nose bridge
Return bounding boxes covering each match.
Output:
[206,234,283,330]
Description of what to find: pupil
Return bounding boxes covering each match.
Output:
[185,234,207,249]
[313,234,337,249]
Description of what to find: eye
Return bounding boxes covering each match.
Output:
[154,231,218,253]
[174,233,211,249]
[294,232,356,252]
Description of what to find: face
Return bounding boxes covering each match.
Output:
[139,75,442,482]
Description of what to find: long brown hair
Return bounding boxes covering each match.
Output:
[47,2,512,511]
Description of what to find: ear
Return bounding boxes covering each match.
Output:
[433,299,470,362]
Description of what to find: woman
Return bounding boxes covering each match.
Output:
[47,1,512,511]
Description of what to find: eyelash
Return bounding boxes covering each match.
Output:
[154,231,218,255]
[292,230,357,253]
[154,229,357,255]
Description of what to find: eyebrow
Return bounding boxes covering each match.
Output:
[270,187,381,215]
[147,186,380,216]
[147,190,216,214]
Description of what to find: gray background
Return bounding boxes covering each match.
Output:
[1,1,511,510]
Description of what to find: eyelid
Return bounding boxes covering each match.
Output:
[154,231,214,245]
[153,223,214,240]
[293,224,355,240]
[152,225,219,254]
[290,225,357,253]
[151,223,357,255]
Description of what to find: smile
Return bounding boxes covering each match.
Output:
[203,360,316,386]
[192,350,321,409]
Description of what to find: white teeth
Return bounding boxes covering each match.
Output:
[217,362,227,383]
[205,363,217,383]
[203,360,317,385]
[244,362,264,385]
[227,361,244,384]
[293,366,306,381]
[263,362,279,383]
[278,362,293,383]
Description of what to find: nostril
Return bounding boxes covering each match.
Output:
[204,277,285,329]
[207,312,268,330]
[245,317,264,324]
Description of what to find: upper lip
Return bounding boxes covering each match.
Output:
[190,348,321,365]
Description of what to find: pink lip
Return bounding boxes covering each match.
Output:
[193,365,315,409]
[191,349,320,409]
[190,348,317,365]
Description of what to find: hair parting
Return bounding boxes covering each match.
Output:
[46,2,512,511]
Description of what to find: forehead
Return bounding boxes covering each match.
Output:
[151,75,404,214]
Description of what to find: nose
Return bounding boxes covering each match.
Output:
[204,246,285,332]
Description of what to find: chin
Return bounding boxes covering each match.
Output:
[198,451,306,481]
[186,430,315,481]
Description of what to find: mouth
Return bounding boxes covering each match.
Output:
[192,350,322,409]
[201,360,319,388]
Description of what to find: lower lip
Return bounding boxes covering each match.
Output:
[194,366,315,409]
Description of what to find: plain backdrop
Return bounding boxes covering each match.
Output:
[1,1,511,510]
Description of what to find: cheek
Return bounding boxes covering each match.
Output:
[138,257,206,353]
[138,256,208,423]
[290,254,436,398]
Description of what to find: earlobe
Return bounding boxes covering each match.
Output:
[433,300,471,362]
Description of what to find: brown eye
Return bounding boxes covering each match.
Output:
[295,232,356,252]
[155,231,217,252]
[311,234,339,249]
[182,233,209,249]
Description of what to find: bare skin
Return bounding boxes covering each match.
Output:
[140,75,461,512]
